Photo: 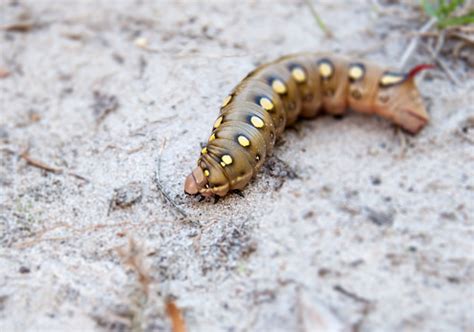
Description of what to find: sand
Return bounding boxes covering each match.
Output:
[1,0,473,331]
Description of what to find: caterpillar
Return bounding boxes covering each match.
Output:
[184,52,432,197]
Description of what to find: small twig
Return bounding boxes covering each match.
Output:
[67,171,90,183]
[154,140,188,219]
[422,42,461,85]
[352,302,373,332]
[116,237,151,296]
[20,148,62,174]
[14,221,137,249]
[399,17,437,70]
[0,21,36,32]
[396,127,409,159]
[165,298,187,332]
[129,117,174,137]
[333,285,371,304]
[19,146,89,182]
[303,0,333,38]
[448,31,474,44]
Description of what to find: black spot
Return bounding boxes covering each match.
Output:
[288,62,303,71]
[232,189,245,197]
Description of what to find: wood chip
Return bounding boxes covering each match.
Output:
[165,299,187,332]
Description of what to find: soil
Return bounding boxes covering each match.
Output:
[1,1,473,331]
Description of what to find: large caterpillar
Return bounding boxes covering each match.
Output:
[184,52,432,197]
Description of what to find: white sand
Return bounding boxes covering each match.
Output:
[1,1,473,331]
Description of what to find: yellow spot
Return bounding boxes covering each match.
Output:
[221,95,232,107]
[220,162,226,167]
[250,116,264,128]
[259,97,274,111]
[349,65,364,80]
[221,154,233,165]
[319,62,333,78]
[271,79,287,94]
[381,74,404,86]
[201,147,208,154]
[291,67,306,83]
[209,133,216,141]
[204,169,210,177]
[237,135,250,147]
[213,116,223,128]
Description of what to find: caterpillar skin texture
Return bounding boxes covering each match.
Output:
[184,52,430,197]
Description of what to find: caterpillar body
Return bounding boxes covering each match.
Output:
[184,52,431,197]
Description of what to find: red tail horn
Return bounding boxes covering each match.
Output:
[407,64,435,79]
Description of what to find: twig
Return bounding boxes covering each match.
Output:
[422,42,461,85]
[303,0,333,38]
[396,127,408,159]
[67,171,90,183]
[20,148,62,174]
[19,147,90,183]
[154,140,188,219]
[14,221,136,249]
[0,21,36,32]
[448,31,474,44]
[399,17,437,70]
[19,147,90,182]
[165,298,187,332]
[333,285,371,304]
[117,237,151,296]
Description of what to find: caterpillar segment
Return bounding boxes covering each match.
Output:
[184,53,431,197]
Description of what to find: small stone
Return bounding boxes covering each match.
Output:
[318,268,331,277]
[370,176,381,186]
[440,212,456,221]
[366,208,395,226]
[19,266,30,274]
[112,182,143,209]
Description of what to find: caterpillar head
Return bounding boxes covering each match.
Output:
[184,167,210,196]
[374,64,433,134]
[184,166,229,197]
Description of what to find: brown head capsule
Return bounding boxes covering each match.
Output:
[184,167,208,195]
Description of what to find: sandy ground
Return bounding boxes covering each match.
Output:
[1,0,473,331]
